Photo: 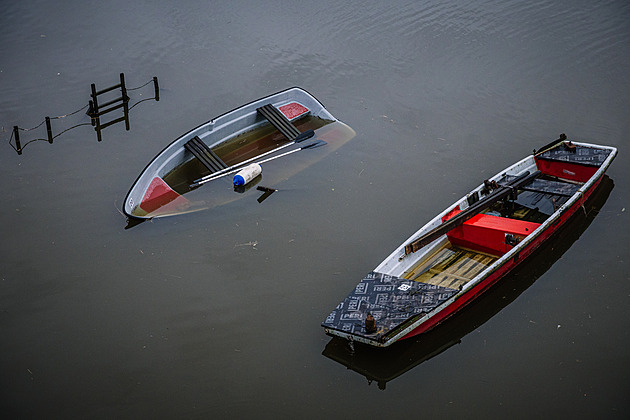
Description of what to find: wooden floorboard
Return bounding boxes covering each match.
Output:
[404,242,498,290]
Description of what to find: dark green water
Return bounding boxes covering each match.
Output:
[1,1,629,418]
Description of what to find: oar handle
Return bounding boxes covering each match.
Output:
[192,130,315,185]
[193,141,294,184]
[404,170,539,254]
[534,133,567,155]
[190,139,326,188]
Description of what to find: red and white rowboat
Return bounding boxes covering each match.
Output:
[322,136,617,347]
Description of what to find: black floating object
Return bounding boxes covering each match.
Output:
[256,186,277,203]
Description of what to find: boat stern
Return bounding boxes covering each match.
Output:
[322,271,458,347]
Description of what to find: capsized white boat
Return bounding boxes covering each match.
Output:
[123,87,355,221]
[322,136,617,347]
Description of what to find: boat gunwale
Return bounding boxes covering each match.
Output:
[326,141,617,347]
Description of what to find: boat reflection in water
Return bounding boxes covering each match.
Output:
[322,176,614,390]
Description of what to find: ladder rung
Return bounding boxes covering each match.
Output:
[98,96,125,109]
[98,116,126,130]
[96,102,125,117]
[95,83,122,96]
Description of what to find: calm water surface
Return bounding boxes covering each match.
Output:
[1,0,629,418]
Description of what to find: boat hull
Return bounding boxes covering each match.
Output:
[322,174,614,387]
[398,169,606,341]
[323,140,617,347]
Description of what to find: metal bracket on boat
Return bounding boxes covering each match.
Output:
[563,141,577,152]
[504,233,520,246]
[481,179,499,196]
[533,133,567,155]
[365,313,377,334]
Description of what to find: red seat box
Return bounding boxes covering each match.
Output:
[444,208,540,256]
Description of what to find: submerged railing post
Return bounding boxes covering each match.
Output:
[13,126,22,155]
[120,73,130,131]
[11,73,159,154]
[153,76,160,101]
[88,100,96,126]
[90,83,99,123]
[95,124,103,142]
[90,82,103,141]
[45,116,53,144]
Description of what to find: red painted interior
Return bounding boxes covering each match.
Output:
[140,177,182,213]
[444,208,540,256]
[535,158,597,183]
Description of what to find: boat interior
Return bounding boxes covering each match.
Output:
[163,110,332,194]
[401,142,610,290]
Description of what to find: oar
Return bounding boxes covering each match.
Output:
[404,170,540,254]
[190,139,326,188]
[534,133,567,155]
[192,129,315,185]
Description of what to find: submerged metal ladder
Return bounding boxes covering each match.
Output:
[9,73,159,155]
[87,73,131,142]
[184,136,228,174]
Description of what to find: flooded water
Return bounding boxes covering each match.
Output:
[1,0,629,417]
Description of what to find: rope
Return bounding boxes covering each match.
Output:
[52,122,93,138]
[127,79,155,91]
[6,130,18,153]
[128,96,157,112]
[17,119,47,132]
[50,104,90,120]
[16,104,91,132]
